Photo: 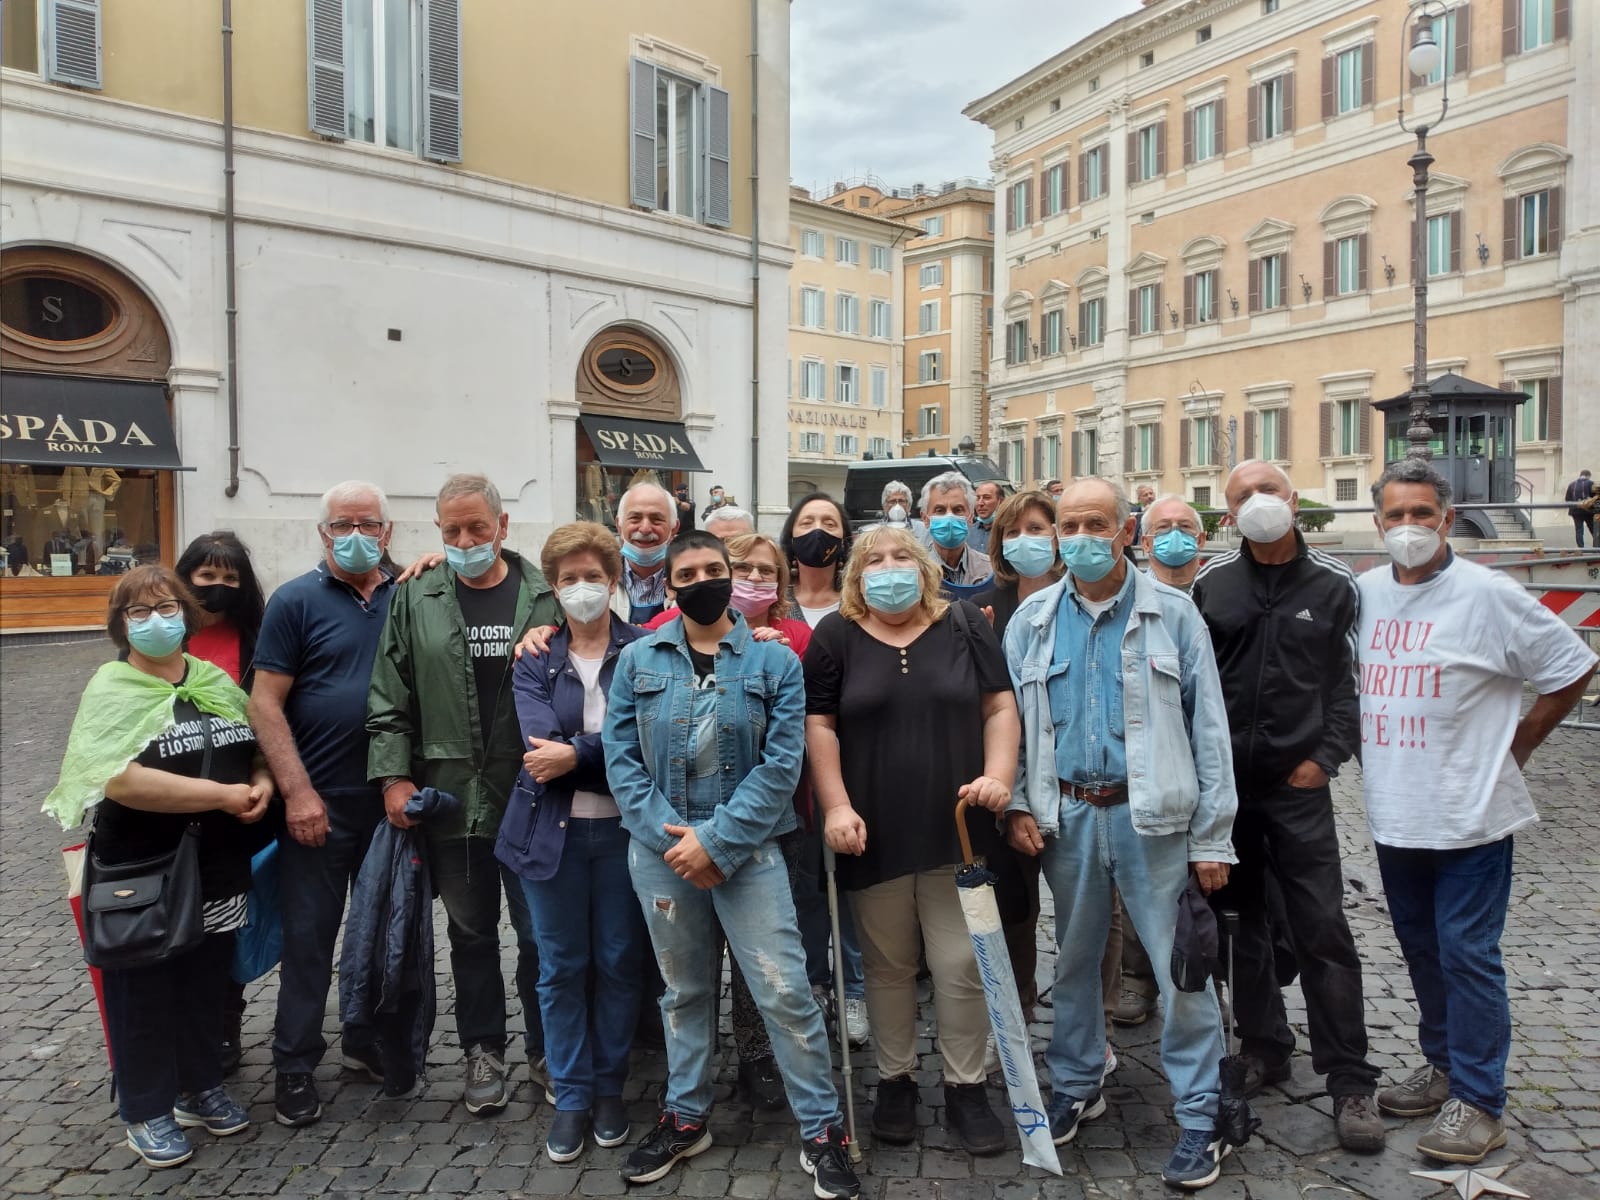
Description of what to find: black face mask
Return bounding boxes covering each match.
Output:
[674,577,733,626]
[194,582,240,614]
[792,528,844,568]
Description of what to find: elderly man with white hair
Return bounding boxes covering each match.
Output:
[1190,460,1384,1152]
[617,482,679,623]
[920,471,992,596]
[252,480,401,1127]
[1140,494,1207,593]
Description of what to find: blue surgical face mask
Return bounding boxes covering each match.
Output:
[331,530,383,573]
[1059,533,1118,583]
[928,514,969,549]
[1001,534,1057,579]
[862,567,922,614]
[446,539,499,580]
[127,611,188,658]
[1151,529,1199,568]
[621,539,668,568]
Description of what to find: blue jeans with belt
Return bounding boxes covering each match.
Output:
[520,817,645,1110]
[1376,836,1515,1116]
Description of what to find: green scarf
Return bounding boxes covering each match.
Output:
[43,656,251,831]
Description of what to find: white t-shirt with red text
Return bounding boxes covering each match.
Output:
[1357,555,1597,850]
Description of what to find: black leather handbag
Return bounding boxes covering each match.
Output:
[82,822,205,970]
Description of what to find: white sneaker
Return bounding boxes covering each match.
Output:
[844,997,870,1047]
[1102,1044,1118,1083]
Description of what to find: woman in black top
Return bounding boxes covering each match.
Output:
[804,526,1020,1156]
[48,565,273,1168]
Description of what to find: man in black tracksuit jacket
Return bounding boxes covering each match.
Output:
[1191,460,1384,1153]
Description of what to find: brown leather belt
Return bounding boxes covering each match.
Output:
[1059,780,1129,807]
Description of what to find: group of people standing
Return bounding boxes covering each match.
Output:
[46,457,1595,1196]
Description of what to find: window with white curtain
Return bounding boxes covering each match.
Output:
[346,0,417,150]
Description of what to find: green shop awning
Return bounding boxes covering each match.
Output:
[1,372,187,469]
[579,414,706,472]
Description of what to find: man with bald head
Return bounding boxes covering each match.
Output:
[1004,477,1238,1189]
[1190,461,1383,1152]
[1140,495,1207,592]
[617,482,678,623]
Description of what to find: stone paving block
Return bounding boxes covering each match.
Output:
[725,1173,776,1199]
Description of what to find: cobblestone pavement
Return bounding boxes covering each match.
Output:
[2,639,1597,1199]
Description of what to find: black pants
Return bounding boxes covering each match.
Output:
[1573,511,1596,548]
[272,790,385,1074]
[103,931,234,1123]
[1210,781,1378,1097]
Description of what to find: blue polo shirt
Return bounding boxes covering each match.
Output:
[253,562,396,799]
[1049,567,1134,786]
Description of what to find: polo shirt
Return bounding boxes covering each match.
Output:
[253,562,396,799]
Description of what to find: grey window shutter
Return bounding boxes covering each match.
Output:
[1554,0,1569,40]
[1323,240,1337,297]
[629,58,658,210]
[1126,131,1138,185]
[421,0,462,163]
[1183,107,1195,166]
[998,440,1010,478]
[1129,288,1139,330]
[1547,375,1563,440]
[1180,417,1192,468]
[307,0,345,138]
[1320,402,1334,457]
[1155,121,1167,175]
[1183,274,1195,325]
[1248,258,1261,312]
[1214,96,1227,155]
[1282,72,1295,131]
[1455,5,1472,73]
[1247,84,1260,143]
[1077,154,1088,204]
[1450,211,1462,272]
[1502,0,1519,59]
[1032,438,1044,482]
[45,0,102,89]
[1357,232,1369,291]
[1503,195,1520,261]
[705,84,732,228]
[1151,422,1162,471]
[1280,408,1292,460]
[1548,186,1563,253]
[1244,410,1257,458]
[1359,402,1373,456]
[1361,41,1375,107]
[1070,431,1084,476]
[1124,424,1136,471]
[1321,55,1335,120]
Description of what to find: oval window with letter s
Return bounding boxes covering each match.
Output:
[0,276,116,343]
[595,345,659,389]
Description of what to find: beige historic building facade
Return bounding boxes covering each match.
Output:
[785,193,915,500]
[1,0,791,630]
[966,0,1592,526]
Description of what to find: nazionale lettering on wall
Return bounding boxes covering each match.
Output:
[787,409,869,429]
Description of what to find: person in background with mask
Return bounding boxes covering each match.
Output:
[881,480,914,527]
[674,483,698,532]
[1190,461,1385,1153]
[701,484,730,522]
[251,481,399,1126]
[618,483,679,623]
[969,480,1003,554]
[920,472,992,598]
[1002,477,1236,1189]
[175,531,270,1075]
[806,525,1017,1156]
[782,492,854,628]
[1131,484,1156,540]
[1139,496,1206,593]
[496,522,646,1163]
[366,473,562,1116]
[605,532,860,1198]
[1358,459,1597,1165]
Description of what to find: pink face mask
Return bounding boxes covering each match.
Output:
[730,578,779,618]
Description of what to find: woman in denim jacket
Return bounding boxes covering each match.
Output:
[604,531,859,1199]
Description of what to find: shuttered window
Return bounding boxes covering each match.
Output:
[45,0,102,89]
[420,0,461,161]
[628,58,731,227]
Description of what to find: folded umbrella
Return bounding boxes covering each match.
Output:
[1215,908,1262,1148]
[953,798,1062,1176]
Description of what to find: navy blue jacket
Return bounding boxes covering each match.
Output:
[495,616,643,882]
[339,787,459,1084]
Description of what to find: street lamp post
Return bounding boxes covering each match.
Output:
[1398,2,1451,459]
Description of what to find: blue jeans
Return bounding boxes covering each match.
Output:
[1375,837,1515,1117]
[520,818,645,1110]
[430,834,542,1055]
[629,837,841,1139]
[1040,799,1224,1130]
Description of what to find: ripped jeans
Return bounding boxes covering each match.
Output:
[629,837,841,1139]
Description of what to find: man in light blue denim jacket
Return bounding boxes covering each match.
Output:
[1002,478,1238,1191]
[603,531,858,1199]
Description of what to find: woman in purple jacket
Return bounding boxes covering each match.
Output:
[495,522,645,1164]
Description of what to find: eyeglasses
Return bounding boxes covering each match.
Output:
[123,600,182,621]
[730,560,780,581]
[324,519,385,537]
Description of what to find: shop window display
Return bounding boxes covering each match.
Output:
[1,465,162,578]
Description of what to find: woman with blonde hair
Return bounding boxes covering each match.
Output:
[803,526,1020,1155]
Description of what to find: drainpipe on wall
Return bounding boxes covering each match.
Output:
[222,0,241,497]
[748,0,760,512]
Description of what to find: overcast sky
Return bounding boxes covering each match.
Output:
[790,0,1145,195]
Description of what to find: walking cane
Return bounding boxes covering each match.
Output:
[823,842,863,1162]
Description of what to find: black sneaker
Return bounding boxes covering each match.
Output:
[737,1055,787,1112]
[340,1040,384,1083]
[799,1124,861,1199]
[274,1072,322,1127]
[593,1095,631,1148]
[619,1112,712,1185]
[871,1074,918,1145]
[1047,1089,1105,1146]
[944,1082,1006,1156]
[546,1109,589,1163]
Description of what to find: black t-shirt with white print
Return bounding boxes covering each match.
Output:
[456,571,521,747]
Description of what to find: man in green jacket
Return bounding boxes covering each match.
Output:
[367,473,563,1115]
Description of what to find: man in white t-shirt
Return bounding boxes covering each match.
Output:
[1358,458,1597,1166]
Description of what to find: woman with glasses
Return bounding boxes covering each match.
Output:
[43,565,275,1168]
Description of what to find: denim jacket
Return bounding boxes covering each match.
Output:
[1002,567,1238,863]
[495,616,642,883]
[603,612,804,878]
